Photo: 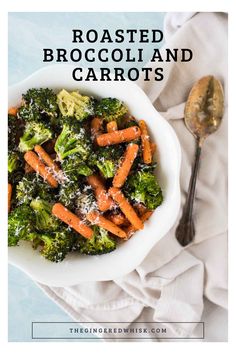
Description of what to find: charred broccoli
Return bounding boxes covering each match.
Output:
[18,88,58,122]
[40,229,75,262]
[30,199,60,231]
[55,119,92,160]
[57,89,94,121]
[76,186,97,214]
[62,154,93,181]
[58,181,80,209]
[8,151,21,173]
[8,114,23,150]
[95,97,128,123]
[76,226,116,255]
[89,145,124,179]
[124,171,163,210]
[18,121,52,152]
[8,205,35,246]
[16,174,53,205]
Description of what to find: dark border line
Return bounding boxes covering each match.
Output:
[31,321,204,340]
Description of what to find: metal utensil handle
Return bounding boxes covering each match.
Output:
[176,141,202,246]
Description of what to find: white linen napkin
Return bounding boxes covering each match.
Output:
[38,12,228,341]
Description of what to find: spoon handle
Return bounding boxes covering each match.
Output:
[176,140,202,246]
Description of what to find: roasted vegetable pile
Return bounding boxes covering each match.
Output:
[8,88,163,262]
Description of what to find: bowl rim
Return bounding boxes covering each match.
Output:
[8,64,181,286]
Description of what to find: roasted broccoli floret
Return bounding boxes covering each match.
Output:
[59,181,80,209]
[40,229,75,262]
[62,154,93,181]
[95,97,128,123]
[16,174,54,205]
[18,121,52,152]
[8,114,23,150]
[18,88,58,122]
[8,205,36,246]
[76,226,116,255]
[8,151,21,173]
[124,171,163,210]
[55,120,92,160]
[89,145,124,179]
[76,186,97,214]
[30,199,60,231]
[57,89,94,121]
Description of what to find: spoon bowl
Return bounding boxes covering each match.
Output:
[184,75,224,143]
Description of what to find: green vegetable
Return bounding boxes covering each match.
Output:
[76,187,97,214]
[55,119,92,160]
[18,88,58,122]
[95,97,128,123]
[89,145,124,179]
[40,229,75,262]
[8,205,35,246]
[124,171,163,210]
[18,121,52,152]
[16,174,54,205]
[57,89,94,121]
[62,154,93,181]
[8,114,23,150]
[8,151,21,173]
[30,199,60,231]
[76,226,116,255]
[58,181,80,209]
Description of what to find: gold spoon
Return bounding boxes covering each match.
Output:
[176,75,224,247]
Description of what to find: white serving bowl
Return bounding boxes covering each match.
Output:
[8,65,181,286]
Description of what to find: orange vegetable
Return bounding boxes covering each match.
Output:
[87,175,114,212]
[112,143,139,188]
[107,121,118,133]
[139,120,152,164]
[91,117,103,138]
[8,107,18,116]
[52,203,93,239]
[87,210,126,238]
[150,142,156,156]
[24,151,58,188]
[108,212,129,226]
[8,183,12,213]
[34,145,60,173]
[109,187,144,230]
[124,211,153,238]
[97,126,141,146]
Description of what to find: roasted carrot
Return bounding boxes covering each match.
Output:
[150,142,156,156]
[107,121,118,133]
[108,212,129,226]
[8,183,12,213]
[109,187,144,230]
[112,143,139,188]
[139,120,152,164]
[124,211,153,238]
[87,174,114,212]
[91,117,103,138]
[8,107,18,116]
[34,145,60,173]
[52,203,93,239]
[87,210,126,238]
[96,126,141,146]
[24,151,58,188]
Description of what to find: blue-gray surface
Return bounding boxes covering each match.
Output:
[8,12,165,342]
